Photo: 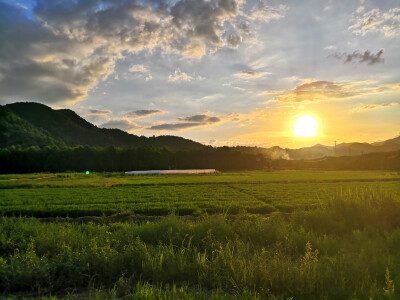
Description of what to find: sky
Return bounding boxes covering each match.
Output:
[0,0,399,148]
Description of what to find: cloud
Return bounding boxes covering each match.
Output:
[181,41,206,58]
[149,113,222,131]
[276,80,400,103]
[350,102,398,113]
[226,112,241,122]
[177,114,221,123]
[129,65,149,73]
[168,69,193,82]
[248,2,288,22]
[124,109,164,118]
[236,70,268,78]
[324,45,337,51]
[0,0,285,105]
[148,122,205,131]
[87,109,112,116]
[330,49,384,65]
[129,64,152,81]
[276,79,358,102]
[171,0,240,48]
[263,90,284,95]
[349,7,400,37]
[84,108,112,122]
[236,21,251,34]
[0,2,116,104]
[100,119,141,131]
[226,34,242,48]
[361,102,398,110]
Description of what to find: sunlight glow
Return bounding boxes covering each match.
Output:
[293,115,318,138]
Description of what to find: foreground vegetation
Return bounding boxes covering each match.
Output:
[1,171,400,299]
[2,188,400,299]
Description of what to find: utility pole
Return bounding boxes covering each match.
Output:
[334,140,337,156]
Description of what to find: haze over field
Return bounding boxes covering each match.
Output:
[0,0,399,148]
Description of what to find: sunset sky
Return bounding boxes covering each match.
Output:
[0,0,399,148]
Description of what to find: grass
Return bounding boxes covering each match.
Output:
[1,188,400,299]
[1,171,399,217]
[1,170,400,299]
[1,170,399,189]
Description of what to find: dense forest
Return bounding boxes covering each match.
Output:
[0,146,267,173]
[1,145,399,173]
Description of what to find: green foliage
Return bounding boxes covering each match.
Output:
[1,172,400,298]
[1,171,399,218]
[0,106,59,148]
[1,189,400,299]
[0,102,203,150]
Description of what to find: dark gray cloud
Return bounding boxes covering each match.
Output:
[125,109,163,118]
[88,109,112,115]
[177,114,221,123]
[226,34,242,48]
[100,119,141,131]
[85,109,111,122]
[0,0,250,105]
[0,2,116,103]
[171,0,239,47]
[149,113,222,131]
[148,122,203,131]
[236,22,251,34]
[330,49,385,65]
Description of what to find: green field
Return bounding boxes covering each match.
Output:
[1,171,400,299]
[1,171,399,217]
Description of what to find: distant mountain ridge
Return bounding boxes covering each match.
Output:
[1,102,399,158]
[281,137,400,160]
[233,138,400,160]
[0,102,204,150]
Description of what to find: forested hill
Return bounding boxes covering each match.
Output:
[0,102,204,150]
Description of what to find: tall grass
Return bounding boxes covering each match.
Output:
[1,188,400,298]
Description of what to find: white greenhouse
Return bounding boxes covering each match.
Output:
[125,169,216,175]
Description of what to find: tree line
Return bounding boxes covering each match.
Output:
[0,145,268,173]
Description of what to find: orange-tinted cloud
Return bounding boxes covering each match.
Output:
[349,102,398,113]
[277,79,357,102]
[276,79,400,103]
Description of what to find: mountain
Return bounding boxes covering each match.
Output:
[0,102,204,150]
[372,136,400,149]
[282,137,400,160]
[2,101,398,157]
[286,144,333,160]
[273,150,400,170]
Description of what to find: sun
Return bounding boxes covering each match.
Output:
[293,115,318,137]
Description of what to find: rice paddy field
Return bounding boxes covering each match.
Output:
[1,170,399,218]
[1,170,400,299]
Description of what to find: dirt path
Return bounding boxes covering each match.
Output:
[14,213,293,224]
